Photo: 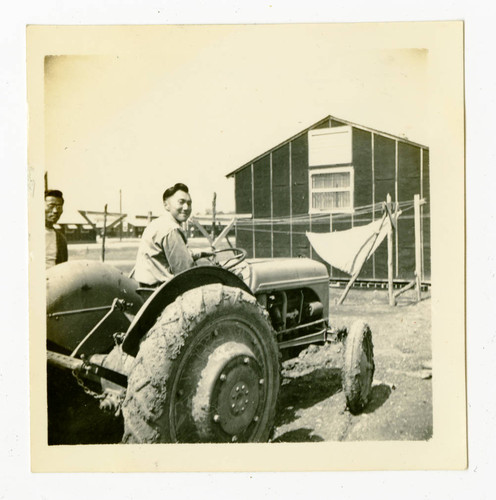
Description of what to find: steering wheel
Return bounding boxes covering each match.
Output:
[211,247,247,270]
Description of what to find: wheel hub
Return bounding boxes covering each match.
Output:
[230,381,250,416]
[213,356,261,435]
[191,342,263,440]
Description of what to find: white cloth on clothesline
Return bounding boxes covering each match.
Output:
[306,214,398,276]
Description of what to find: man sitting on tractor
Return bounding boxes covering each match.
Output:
[134,183,213,287]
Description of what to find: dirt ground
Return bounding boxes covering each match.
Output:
[273,288,432,442]
[49,239,432,444]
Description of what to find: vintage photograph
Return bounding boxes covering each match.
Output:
[28,23,465,471]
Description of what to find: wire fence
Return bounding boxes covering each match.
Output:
[234,198,427,235]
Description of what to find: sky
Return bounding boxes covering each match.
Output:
[42,25,428,223]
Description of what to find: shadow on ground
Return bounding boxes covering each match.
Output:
[47,366,123,445]
[275,367,342,427]
[272,428,324,442]
[363,384,392,414]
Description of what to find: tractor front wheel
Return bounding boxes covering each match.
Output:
[342,321,375,415]
[121,284,280,443]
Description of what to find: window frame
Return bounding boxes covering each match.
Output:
[308,166,355,214]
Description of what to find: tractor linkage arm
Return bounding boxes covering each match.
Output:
[47,350,128,388]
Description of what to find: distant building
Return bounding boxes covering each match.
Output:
[127,215,157,238]
[226,115,430,282]
[54,223,97,243]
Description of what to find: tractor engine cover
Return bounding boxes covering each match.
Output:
[46,260,144,354]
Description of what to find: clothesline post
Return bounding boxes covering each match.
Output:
[337,270,360,305]
[386,194,395,306]
[336,212,387,306]
[414,194,422,302]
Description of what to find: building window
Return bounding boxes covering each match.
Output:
[309,166,354,213]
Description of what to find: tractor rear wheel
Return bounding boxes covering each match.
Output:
[122,284,280,443]
[342,321,375,415]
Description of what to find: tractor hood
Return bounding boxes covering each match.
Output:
[244,258,329,294]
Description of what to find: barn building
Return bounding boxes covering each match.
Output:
[226,115,430,283]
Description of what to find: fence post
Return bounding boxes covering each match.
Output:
[386,194,395,306]
[414,194,422,301]
[101,204,108,262]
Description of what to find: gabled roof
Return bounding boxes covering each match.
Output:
[226,114,428,178]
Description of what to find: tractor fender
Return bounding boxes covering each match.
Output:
[47,260,144,354]
[121,265,253,357]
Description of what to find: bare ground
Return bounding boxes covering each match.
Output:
[273,288,432,442]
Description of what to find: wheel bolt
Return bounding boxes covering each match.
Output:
[220,373,227,382]
[241,385,246,390]
[236,386,240,392]
[213,414,220,423]
[231,403,235,409]
[259,379,264,385]
[253,416,259,422]
[245,399,249,404]
[241,407,245,412]
[232,435,238,442]
[243,357,249,364]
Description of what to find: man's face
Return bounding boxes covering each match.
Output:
[164,190,192,223]
[45,196,64,227]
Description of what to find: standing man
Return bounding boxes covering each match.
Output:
[45,190,68,269]
[134,183,213,287]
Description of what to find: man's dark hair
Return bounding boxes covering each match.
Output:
[45,190,64,201]
[162,183,189,203]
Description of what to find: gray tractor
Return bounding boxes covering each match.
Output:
[47,248,374,443]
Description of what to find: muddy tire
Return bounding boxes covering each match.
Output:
[122,284,280,443]
[342,321,375,415]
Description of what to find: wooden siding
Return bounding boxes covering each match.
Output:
[232,118,430,282]
[253,156,271,257]
[422,149,431,279]
[291,134,310,257]
[396,142,422,278]
[373,135,396,279]
[235,166,253,257]
[272,145,291,257]
[352,127,374,278]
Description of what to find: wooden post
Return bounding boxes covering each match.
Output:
[337,271,360,305]
[119,189,122,242]
[213,218,236,248]
[190,217,214,245]
[101,203,108,262]
[414,194,422,301]
[386,194,395,306]
[337,212,387,305]
[212,192,217,239]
